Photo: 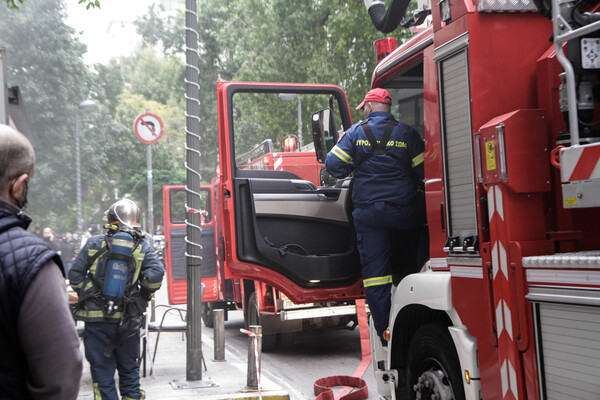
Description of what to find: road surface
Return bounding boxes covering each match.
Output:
[214,310,380,399]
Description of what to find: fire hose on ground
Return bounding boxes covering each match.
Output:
[313,298,370,400]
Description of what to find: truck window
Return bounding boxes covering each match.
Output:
[231,91,345,183]
[381,59,424,139]
[390,88,424,138]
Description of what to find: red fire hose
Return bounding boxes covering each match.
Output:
[314,298,371,400]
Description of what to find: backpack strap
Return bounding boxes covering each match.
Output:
[123,237,144,294]
[355,120,399,168]
[360,120,379,153]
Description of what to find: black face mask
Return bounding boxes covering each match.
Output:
[14,179,28,211]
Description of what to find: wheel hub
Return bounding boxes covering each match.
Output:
[413,369,453,400]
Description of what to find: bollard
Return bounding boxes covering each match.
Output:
[213,309,225,361]
[246,325,262,389]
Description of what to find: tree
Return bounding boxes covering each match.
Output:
[134,3,184,58]
[5,0,98,10]
[0,0,93,232]
[1,0,416,235]
[120,47,185,108]
[110,89,187,226]
[201,0,405,117]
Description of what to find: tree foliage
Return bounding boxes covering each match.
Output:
[0,0,91,231]
[135,0,413,182]
[1,0,416,235]
[5,0,98,10]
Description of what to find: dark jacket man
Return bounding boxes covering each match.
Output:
[0,124,82,399]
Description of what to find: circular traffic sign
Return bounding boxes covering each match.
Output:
[133,112,164,144]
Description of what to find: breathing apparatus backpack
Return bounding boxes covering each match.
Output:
[103,231,135,301]
[90,229,142,316]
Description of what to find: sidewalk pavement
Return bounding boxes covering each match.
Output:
[76,283,290,400]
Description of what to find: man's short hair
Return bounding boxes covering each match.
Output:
[0,126,35,190]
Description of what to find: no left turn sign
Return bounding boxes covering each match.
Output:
[133,112,164,144]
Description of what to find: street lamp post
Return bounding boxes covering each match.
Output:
[75,99,97,238]
[278,93,302,147]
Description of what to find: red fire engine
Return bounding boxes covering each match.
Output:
[162,134,359,351]
[200,0,600,398]
[352,0,600,397]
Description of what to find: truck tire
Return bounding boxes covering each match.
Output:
[277,332,296,348]
[246,292,277,351]
[201,302,215,328]
[405,322,465,400]
[201,302,227,328]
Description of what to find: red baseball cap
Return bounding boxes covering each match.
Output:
[356,88,392,110]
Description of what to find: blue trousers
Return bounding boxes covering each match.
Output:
[83,322,144,400]
[353,202,426,338]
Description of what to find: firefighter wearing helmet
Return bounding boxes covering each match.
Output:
[69,199,164,400]
[105,198,142,229]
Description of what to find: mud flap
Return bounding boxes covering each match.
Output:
[369,315,397,398]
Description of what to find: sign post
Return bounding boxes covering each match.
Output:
[133,111,164,240]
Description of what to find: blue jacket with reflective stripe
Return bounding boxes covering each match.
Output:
[325,111,424,207]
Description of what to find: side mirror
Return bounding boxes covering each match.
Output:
[311,108,339,164]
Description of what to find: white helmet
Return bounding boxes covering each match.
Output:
[104,199,141,229]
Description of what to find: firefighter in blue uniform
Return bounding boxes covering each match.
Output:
[70,199,164,400]
[325,88,427,343]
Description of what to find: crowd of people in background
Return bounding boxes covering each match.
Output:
[30,222,165,277]
[31,223,102,275]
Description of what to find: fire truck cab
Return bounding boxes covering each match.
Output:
[164,84,369,350]
[214,82,365,303]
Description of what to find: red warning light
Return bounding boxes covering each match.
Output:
[374,37,398,65]
[282,135,299,152]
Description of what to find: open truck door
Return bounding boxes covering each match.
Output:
[162,185,219,305]
[217,82,364,303]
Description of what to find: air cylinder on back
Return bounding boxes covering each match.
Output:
[102,231,135,301]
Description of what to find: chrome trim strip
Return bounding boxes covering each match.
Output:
[433,32,469,62]
[430,257,448,269]
[526,269,600,286]
[527,286,600,306]
[448,256,483,266]
[523,250,600,269]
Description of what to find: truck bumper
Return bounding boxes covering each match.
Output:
[279,304,359,321]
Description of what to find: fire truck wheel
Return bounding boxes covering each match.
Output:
[246,292,278,351]
[405,322,465,400]
[201,302,215,328]
[277,332,296,348]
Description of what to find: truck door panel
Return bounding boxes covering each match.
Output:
[219,82,363,295]
[234,177,358,287]
[162,185,218,304]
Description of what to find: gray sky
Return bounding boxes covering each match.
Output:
[66,0,149,65]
